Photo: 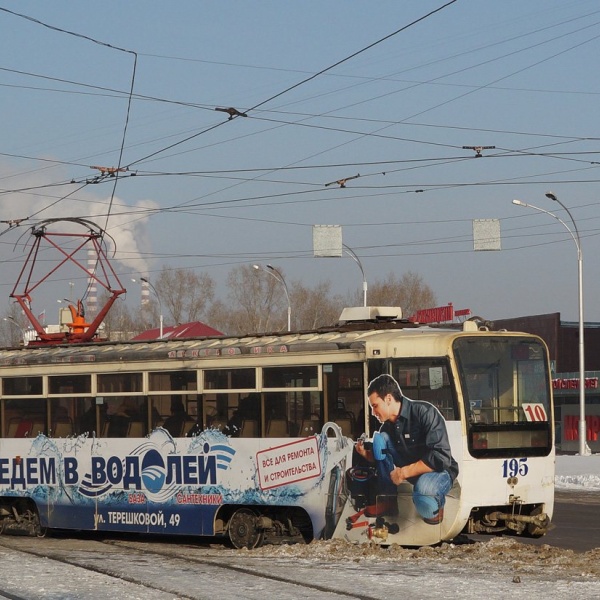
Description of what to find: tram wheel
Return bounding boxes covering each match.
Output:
[526,506,551,538]
[227,508,264,549]
[30,510,46,537]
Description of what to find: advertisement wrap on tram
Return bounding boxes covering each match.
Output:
[0,317,555,548]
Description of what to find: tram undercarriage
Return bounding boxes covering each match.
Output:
[0,498,44,537]
[217,506,313,549]
[465,501,551,537]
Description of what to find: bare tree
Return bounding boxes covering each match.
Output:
[208,265,286,335]
[359,271,437,317]
[0,302,30,346]
[97,293,140,341]
[154,266,215,325]
[290,281,343,330]
[207,267,348,335]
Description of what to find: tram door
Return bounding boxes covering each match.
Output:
[324,363,366,439]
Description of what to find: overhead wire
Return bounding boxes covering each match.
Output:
[244,0,458,113]
[2,3,599,278]
[122,2,459,171]
[248,20,600,177]
[3,8,598,196]
[0,8,140,237]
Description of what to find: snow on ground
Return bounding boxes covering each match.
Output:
[555,453,600,491]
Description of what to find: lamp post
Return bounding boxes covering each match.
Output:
[343,244,367,307]
[253,264,291,331]
[513,194,589,455]
[132,277,163,339]
[3,317,27,346]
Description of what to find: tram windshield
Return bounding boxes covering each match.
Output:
[453,336,552,457]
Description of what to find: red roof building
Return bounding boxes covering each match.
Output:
[131,321,224,341]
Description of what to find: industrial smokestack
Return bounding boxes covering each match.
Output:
[141,278,150,306]
[87,248,98,318]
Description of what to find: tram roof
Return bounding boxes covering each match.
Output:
[0,320,537,368]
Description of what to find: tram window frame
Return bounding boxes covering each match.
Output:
[49,374,92,395]
[262,365,320,391]
[203,368,256,391]
[149,370,198,393]
[2,376,43,396]
[97,372,143,394]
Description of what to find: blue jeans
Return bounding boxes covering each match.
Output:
[373,431,453,520]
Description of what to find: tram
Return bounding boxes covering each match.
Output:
[0,307,554,548]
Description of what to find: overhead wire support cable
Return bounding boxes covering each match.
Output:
[245,0,459,113]
[0,179,96,240]
[123,1,459,170]
[324,174,361,188]
[0,7,139,249]
[102,51,137,233]
[462,146,496,158]
[0,7,135,54]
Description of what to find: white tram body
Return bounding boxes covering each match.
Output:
[0,318,554,547]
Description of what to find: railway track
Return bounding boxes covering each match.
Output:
[0,529,598,600]
[0,534,373,600]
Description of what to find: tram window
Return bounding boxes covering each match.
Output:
[49,375,91,395]
[454,338,552,456]
[2,376,43,396]
[201,392,261,436]
[368,359,386,382]
[265,390,322,438]
[204,368,255,390]
[203,394,224,431]
[326,363,364,438]
[72,398,98,436]
[100,397,151,437]
[149,370,197,392]
[150,394,198,436]
[263,366,318,389]
[2,398,47,437]
[49,398,74,436]
[390,360,457,420]
[98,373,142,393]
[462,371,498,424]
[455,338,551,426]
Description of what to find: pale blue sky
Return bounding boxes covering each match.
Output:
[1,1,599,323]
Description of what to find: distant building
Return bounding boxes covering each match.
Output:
[131,321,224,341]
[493,313,600,453]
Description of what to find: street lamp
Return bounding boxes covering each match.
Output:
[343,244,368,307]
[513,194,589,455]
[3,316,27,346]
[132,277,163,339]
[253,264,292,331]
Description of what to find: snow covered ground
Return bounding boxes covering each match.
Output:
[0,454,597,600]
[555,453,600,491]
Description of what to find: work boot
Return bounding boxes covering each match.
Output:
[423,508,444,525]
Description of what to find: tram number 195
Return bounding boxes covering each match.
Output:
[502,457,528,478]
